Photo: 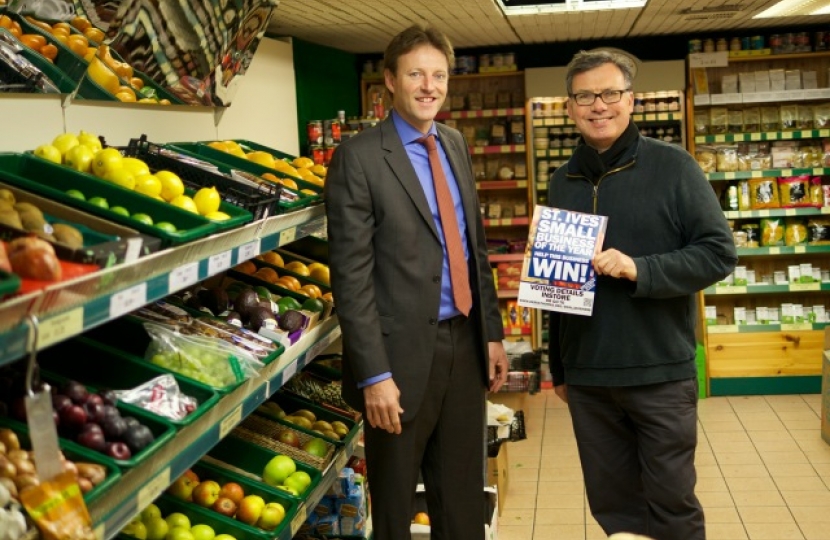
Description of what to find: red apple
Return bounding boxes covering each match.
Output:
[212,496,237,517]
[105,441,131,461]
[276,430,300,448]
[183,469,200,484]
[192,479,221,508]
[167,474,198,502]
[219,482,245,505]
[236,495,265,526]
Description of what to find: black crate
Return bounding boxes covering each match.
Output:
[124,135,282,220]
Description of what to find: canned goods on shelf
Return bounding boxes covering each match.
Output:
[503,52,515,66]
[741,36,750,50]
[730,37,742,51]
[688,39,702,53]
[324,145,337,165]
[703,39,715,52]
[751,35,764,49]
[716,38,728,52]
[480,54,491,68]
[307,121,323,145]
[311,145,325,165]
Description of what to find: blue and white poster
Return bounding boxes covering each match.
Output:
[518,206,608,316]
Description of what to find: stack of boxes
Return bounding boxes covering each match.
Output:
[300,468,368,537]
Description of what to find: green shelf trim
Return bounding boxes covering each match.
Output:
[707,167,830,181]
[710,376,822,396]
[531,112,681,127]
[724,207,830,219]
[706,322,829,334]
[736,245,830,256]
[695,128,830,144]
[705,282,830,295]
[534,148,574,158]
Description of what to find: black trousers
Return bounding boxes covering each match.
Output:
[568,379,705,540]
[364,315,486,540]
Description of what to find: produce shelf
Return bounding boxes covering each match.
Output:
[695,129,830,144]
[0,204,326,367]
[704,282,830,295]
[723,207,830,219]
[469,144,526,155]
[483,217,529,227]
[706,167,830,181]
[706,322,829,334]
[531,112,682,127]
[489,253,525,262]
[436,107,525,119]
[476,179,528,190]
[87,316,348,539]
[736,245,830,256]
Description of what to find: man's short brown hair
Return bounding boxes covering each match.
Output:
[383,25,455,77]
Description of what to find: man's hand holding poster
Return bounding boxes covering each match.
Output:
[518,206,608,316]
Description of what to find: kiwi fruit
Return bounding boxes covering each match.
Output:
[19,212,47,233]
[0,210,23,229]
[52,224,83,248]
[13,203,43,220]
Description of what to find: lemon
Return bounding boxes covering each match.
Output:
[92,148,124,178]
[104,168,136,190]
[292,156,314,169]
[155,170,185,202]
[223,141,246,158]
[64,144,95,173]
[246,151,276,169]
[205,211,231,221]
[77,131,103,153]
[134,174,162,197]
[52,132,79,158]
[121,157,150,177]
[170,195,199,214]
[33,144,62,164]
[193,186,221,215]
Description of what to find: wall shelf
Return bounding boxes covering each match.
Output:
[695,128,830,144]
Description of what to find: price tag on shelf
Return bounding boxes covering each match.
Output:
[290,508,307,537]
[219,405,243,439]
[137,468,170,511]
[768,247,781,255]
[781,323,813,331]
[795,246,807,254]
[208,250,233,275]
[37,307,83,349]
[124,237,143,263]
[707,325,739,334]
[168,262,199,293]
[715,286,747,295]
[237,239,261,264]
[110,283,147,319]
[789,282,820,292]
[335,451,349,472]
[757,210,770,217]
[282,360,298,383]
[279,227,297,246]
[689,51,728,68]
[785,209,797,216]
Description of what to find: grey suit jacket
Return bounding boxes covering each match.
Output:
[325,115,504,422]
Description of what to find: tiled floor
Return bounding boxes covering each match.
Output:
[496,390,830,540]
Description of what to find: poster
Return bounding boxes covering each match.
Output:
[517,206,608,316]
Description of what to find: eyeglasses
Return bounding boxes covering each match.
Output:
[569,89,631,106]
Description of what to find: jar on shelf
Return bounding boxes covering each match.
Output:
[730,37,742,51]
[633,93,645,114]
[667,90,681,112]
[644,92,657,112]
[716,38,728,52]
[703,39,715,53]
[655,91,669,112]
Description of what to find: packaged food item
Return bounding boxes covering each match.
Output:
[742,107,761,132]
[814,103,830,128]
[738,180,752,210]
[728,110,744,133]
[811,182,824,206]
[737,142,771,171]
[695,145,717,173]
[716,146,739,172]
[709,107,728,134]
[785,218,808,246]
[749,178,781,209]
[740,222,760,247]
[183,317,278,359]
[113,374,199,421]
[760,217,785,246]
[807,218,830,244]
[793,145,823,168]
[780,104,798,130]
[798,105,814,129]
[694,110,710,135]
[761,107,780,131]
[778,175,815,207]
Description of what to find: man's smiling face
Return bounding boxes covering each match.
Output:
[385,44,449,133]
[567,62,633,153]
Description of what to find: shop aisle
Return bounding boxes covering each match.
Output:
[498,390,830,540]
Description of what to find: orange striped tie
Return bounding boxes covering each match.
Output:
[418,134,472,316]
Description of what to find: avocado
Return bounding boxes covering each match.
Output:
[234,288,260,323]
[248,306,276,332]
[279,309,305,332]
[198,287,229,316]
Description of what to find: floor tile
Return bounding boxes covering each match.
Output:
[780,491,830,507]
[697,490,736,508]
[773,475,828,491]
[766,463,818,478]
[716,451,764,466]
[731,490,786,507]
[536,489,586,509]
[737,505,796,523]
[742,522,804,539]
[704,420,746,432]
[710,440,757,454]
[697,476,729,492]
[705,506,741,523]
[706,522,749,539]
[507,480,538,496]
[724,476,777,492]
[499,508,535,527]
[534,507,584,525]
[497,525,535,540]
[789,506,830,523]
[533,523,584,539]
[751,438,802,453]
[748,430,795,442]
[761,450,809,465]
[539,465,583,481]
[697,464,725,478]
[510,467,541,482]
[503,492,538,509]
[799,523,830,540]
[707,430,751,442]
[720,463,771,478]
[784,420,823,431]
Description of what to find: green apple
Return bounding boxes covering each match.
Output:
[66,189,85,200]
[144,516,169,540]
[165,526,194,540]
[256,502,285,531]
[282,474,306,495]
[287,470,312,490]
[88,196,109,209]
[34,143,62,164]
[213,536,237,540]
[132,213,154,226]
[189,524,215,540]
[274,485,298,496]
[111,206,130,216]
[122,518,147,539]
[164,513,190,531]
[140,503,162,523]
[262,455,296,487]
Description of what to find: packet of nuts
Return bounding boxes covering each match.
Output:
[20,470,95,540]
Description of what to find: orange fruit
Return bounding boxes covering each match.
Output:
[66,34,89,56]
[52,22,71,32]
[53,34,68,45]
[321,292,334,303]
[309,266,330,285]
[83,27,104,43]
[129,77,144,90]
[40,44,58,61]
[50,27,69,39]
[71,17,91,32]
[285,261,310,276]
[260,251,284,267]
[253,267,279,283]
[25,17,52,33]
[0,15,13,30]
[18,34,46,50]
[9,24,21,39]
[234,260,257,274]
[115,90,136,102]
[276,276,300,291]
[299,284,322,299]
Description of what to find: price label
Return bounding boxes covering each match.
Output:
[168,262,199,293]
[237,240,261,264]
[750,133,761,141]
[768,247,781,255]
[689,51,729,68]
[757,209,770,217]
[124,237,143,263]
[335,451,348,472]
[782,132,793,140]
[279,227,297,246]
[795,245,807,254]
[208,250,233,275]
[137,468,170,510]
[281,360,298,383]
[708,325,739,334]
[781,323,813,331]
[219,405,243,439]
[290,508,307,536]
[110,283,147,319]
[789,282,820,291]
[37,307,83,349]
[785,209,797,216]
[715,286,747,295]
[693,94,711,106]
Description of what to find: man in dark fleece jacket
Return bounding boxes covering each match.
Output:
[548,49,737,540]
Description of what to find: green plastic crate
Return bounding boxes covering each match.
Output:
[229,139,297,163]
[16,47,77,93]
[37,337,222,427]
[116,494,268,540]
[6,424,121,504]
[0,153,219,246]
[207,434,322,502]
[0,270,21,297]
[11,12,89,83]
[258,391,359,449]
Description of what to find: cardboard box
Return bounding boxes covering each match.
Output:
[487,442,509,515]
[410,485,498,539]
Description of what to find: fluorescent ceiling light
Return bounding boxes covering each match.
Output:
[495,0,647,16]
[753,0,830,18]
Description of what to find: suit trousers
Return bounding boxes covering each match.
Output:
[567,379,705,540]
[364,315,486,540]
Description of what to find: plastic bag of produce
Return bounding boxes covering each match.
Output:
[143,322,262,390]
[112,374,198,421]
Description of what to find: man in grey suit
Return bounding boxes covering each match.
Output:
[326,24,508,540]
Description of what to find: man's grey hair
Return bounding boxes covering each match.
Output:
[565,49,637,95]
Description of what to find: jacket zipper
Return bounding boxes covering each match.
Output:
[565,160,636,213]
